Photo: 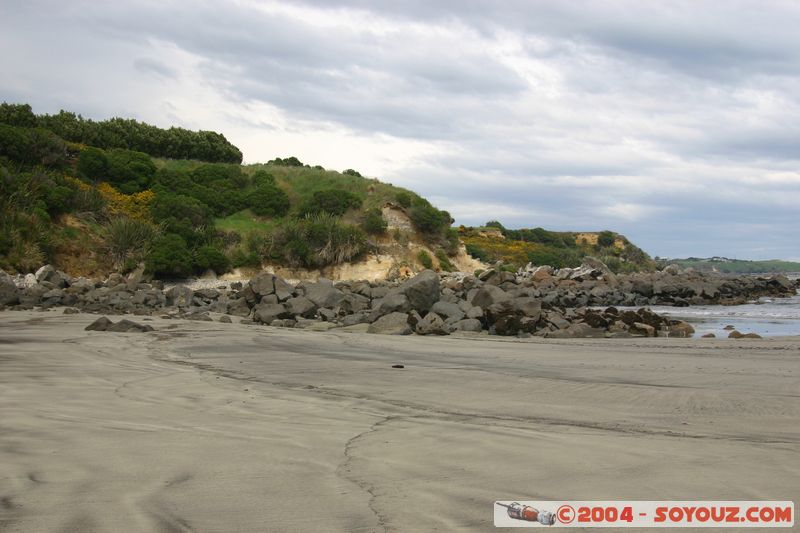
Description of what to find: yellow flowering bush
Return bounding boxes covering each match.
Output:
[96,183,155,220]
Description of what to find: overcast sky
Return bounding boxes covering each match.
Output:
[2,0,799,260]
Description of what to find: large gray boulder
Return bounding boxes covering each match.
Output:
[304,280,345,308]
[452,318,483,332]
[273,277,295,301]
[367,312,412,335]
[35,265,70,288]
[414,312,449,335]
[250,272,277,297]
[430,301,464,322]
[378,292,411,315]
[0,270,19,305]
[226,297,251,317]
[284,296,317,318]
[253,303,291,324]
[165,285,193,307]
[397,270,440,313]
[470,285,510,308]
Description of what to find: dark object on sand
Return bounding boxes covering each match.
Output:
[392,364,405,369]
[84,316,154,333]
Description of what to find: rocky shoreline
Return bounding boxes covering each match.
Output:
[1,262,796,339]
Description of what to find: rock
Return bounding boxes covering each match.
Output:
[273,277,295,301]
[513,297,542,320]
[414,312,449,335]
[106,319,154,333]
[85,316,114,331]
[63,307,80,315]
[35,265,69,288]
[165,285,193,307]
[341,312,371,327]
[701,333,716,338]
[186,311,213,321]
[367,312,412,335]
[630,322,656,337]
[0,270,19,305]
[465,306,484,319]
[452,318,483,332]
[378,292,411,315]
[226,297,251,317]
[250,272,277,297]
[194,288,220,300]
[728,330,743,339]
[740,333,762,339]
[663,320,695,338]
[304,280,345,308]
[548,322,605,338]
[252,303,290,324]
[397,270,440,312]
[219,315,232,323]
[723,325,736,330]
[270,318,297,328]
[317,308,337,322]
[284,296,317,318]
[582,310,608,329]
[430,301,464,321]
[470,285,510,308]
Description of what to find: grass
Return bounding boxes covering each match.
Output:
[214,209,275,234]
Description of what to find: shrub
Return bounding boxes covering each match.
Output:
[77,147,109,181]
[268,156,304,167]
[97,183,155,220]
[146,233,193,278]
[299,189,362,216]
[194,245,230,274]
[105,149,156,193]
[466,243,490,262]
[266,213,366,268]
[343,168,362,177]
[252,170,275,187]
[410,203,450,234]
[362,208,387,235]
[597,230,616,247]
[395,192,412,208]
[103,217,160,270]
[435,249,455,272]
[417,250,433,269]
[247,185,290,217]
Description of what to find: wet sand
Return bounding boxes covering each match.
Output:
[1,310,798,532]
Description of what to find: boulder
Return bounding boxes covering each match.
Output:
[367,312,412,335]
[35,265,69,288]
[414,312,449,335]
[548,322,605,338]
[165,285,193,307]
[470,285,510,308]
[630,322,656,337]
[250,272,277,297]
[218,315,232,323]
[106,319,154,333]
[284,296,317,318]
[451,318,483,332]
[304,280,345,308]
[85,316,114,331]
[0,270,19,305]
[226,297,251,317]
[378,292,411,315]
[253,303,291,324]
[397,270,440,312]
[430,301,465,321]
[273,277,295,301]
[663,320,695,338]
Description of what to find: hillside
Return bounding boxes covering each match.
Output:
[662,257,800,274]
[1,102,659,280]
[0,103,471,280]
[460,222,655,273]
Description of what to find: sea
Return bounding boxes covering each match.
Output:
[637,273,800,338]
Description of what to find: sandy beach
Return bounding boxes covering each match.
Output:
[1,310,798,532]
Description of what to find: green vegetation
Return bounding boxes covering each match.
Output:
[417,250,433,269]
[460,223,655,273]
[1,102,660,279]
[661,257,800,274]
[0,103,241,163]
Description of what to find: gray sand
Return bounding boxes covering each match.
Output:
[1,310,798,532]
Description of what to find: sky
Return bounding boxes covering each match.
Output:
[1,0,799,260]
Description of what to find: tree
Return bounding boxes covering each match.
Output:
[146,234,193,278]
[597,231,616,247]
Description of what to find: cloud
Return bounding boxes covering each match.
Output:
[1,0,799,259]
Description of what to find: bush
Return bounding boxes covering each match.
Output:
[77,147,109,181]
[146,233,193,278]
[435,249,455,272]
[106,149,156,193]
[466,243,490,262]
[417,250,433,269]
[252,169,275,187]
[299,189,362,216]
[194,245,230,274]
[395,192,412,208]
[597,230,616,247]
[409,203,450,234]
[103,217,160,270]
[265,213,366,268]
[343,168,362,177]
[268,156,304,167]
[362,208,387,235]
[247,185,290,217]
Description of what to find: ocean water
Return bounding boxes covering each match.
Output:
[640,290,800,338]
